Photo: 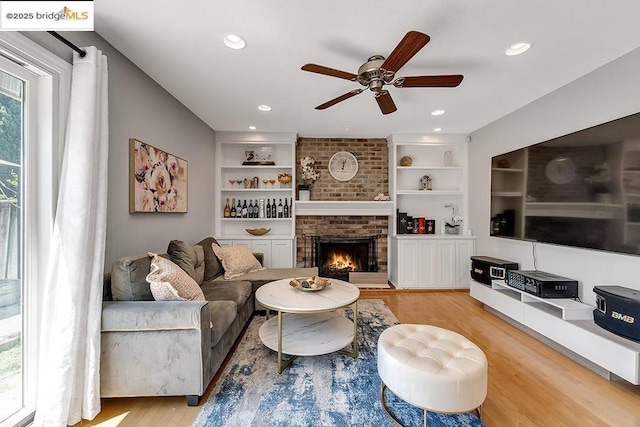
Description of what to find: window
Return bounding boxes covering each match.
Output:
[0,33,70,427]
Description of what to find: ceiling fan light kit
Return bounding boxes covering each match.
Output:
[301,30,463,115]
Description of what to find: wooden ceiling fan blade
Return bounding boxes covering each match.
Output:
[396,75,464,88]
[381,31,430,73]
[302,63,358,81]
[375,91,397,115]
[315,89,364,110]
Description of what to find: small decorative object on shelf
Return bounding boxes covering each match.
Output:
[444,203,462,234]
[400,155,413,166]
[242,147,275,165]
[277,173,292,188]
[420,175,432,191]
[373,193,390,201]
[245,227,271,236]
[443,150,454,166]
[298,156,319,199]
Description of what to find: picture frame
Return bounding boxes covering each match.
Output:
[242,146,275,165]
[129,138,188,213]
[426,220,436,234]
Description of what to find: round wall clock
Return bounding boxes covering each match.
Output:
[329,151,359,181]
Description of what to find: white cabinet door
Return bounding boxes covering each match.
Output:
[398,240,421,287]
[418,241,437,288]
[437,240,456,287]
[271,239,293,268]
[455,239,475,287]
[250,240,272,267]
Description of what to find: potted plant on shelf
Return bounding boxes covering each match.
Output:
[444,203,462,234]
[298,156,320,201]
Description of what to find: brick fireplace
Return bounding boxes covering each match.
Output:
[295,137,389,271]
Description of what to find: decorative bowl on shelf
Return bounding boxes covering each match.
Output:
[289,276,331,292]
[400,155,413,166]
[245,227,271,236]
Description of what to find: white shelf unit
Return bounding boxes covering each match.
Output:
[215,132,297,267]
[387,134,472,289]
[388,134,469,236]
[470,279,640,385]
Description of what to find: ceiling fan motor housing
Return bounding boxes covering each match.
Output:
[357,55,394,92]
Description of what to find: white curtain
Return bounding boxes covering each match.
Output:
[34,46,108,427]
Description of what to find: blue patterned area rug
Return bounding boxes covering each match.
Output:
[192,299,484,427]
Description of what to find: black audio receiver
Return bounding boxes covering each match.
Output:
[506,270,578,299]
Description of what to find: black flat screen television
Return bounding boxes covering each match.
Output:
[490,111,640,256]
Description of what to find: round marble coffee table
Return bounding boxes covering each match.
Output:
[255,277,360,373]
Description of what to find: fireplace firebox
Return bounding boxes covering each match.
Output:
[310,235,379,281]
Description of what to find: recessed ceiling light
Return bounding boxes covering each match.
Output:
[431,110,445,116]
[222,34,247,50]
[434,128,442,132]
[344,127,351,131]
[505,42,532,56]
[248,125,256,130]
[257,105,271,112]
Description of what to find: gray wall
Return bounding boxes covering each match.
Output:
[469,46,640,306]
[23,32,216,269]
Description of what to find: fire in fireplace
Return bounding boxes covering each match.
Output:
[310,235,378,280]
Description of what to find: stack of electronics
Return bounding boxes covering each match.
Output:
[470,256,519,285]
[505,270,578,299]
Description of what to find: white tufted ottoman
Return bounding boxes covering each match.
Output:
[377,324,487,426]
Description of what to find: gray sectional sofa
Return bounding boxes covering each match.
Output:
[100,236,317,406]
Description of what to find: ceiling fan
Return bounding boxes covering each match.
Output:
[301,31,463,115]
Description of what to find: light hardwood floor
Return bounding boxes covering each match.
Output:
[77,290,640,426]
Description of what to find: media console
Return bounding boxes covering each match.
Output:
[470,279,640,385]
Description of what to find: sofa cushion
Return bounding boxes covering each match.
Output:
[167,240,197,280]
[208,300,237,347]
[196,237,224,281]
[212,244,265,280]
[201,280,252,313]
[166,240,206,285]
[146,253,206,302]
[193,245,205,285]
[111,253,158,301]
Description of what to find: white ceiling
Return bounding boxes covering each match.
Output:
[94,0,640,138]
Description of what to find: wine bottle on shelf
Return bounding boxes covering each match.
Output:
[271,198,277,218]
[277,199,283,218]
[259,199,265,218]
[289,198,293,217]
[224,198,231,218]
[242,199,248,218]
[266,199,272,218]
[236,199,242,219]
[230,198,236,218]
[248,200,254,218]
[283,198,289,218]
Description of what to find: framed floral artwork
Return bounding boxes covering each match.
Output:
[129,138,188,213]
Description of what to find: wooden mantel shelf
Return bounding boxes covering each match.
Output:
[294,201,394,216]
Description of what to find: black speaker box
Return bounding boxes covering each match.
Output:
[593,285,640,342]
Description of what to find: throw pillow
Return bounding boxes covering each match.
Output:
[167,239,198,280]
[146,252,206,301]
[211,244,265,280]
[193,244,205,285]
[197,237,225,281]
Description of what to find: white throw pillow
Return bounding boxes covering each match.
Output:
[211,244,265,279]
[146,252,206,301]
